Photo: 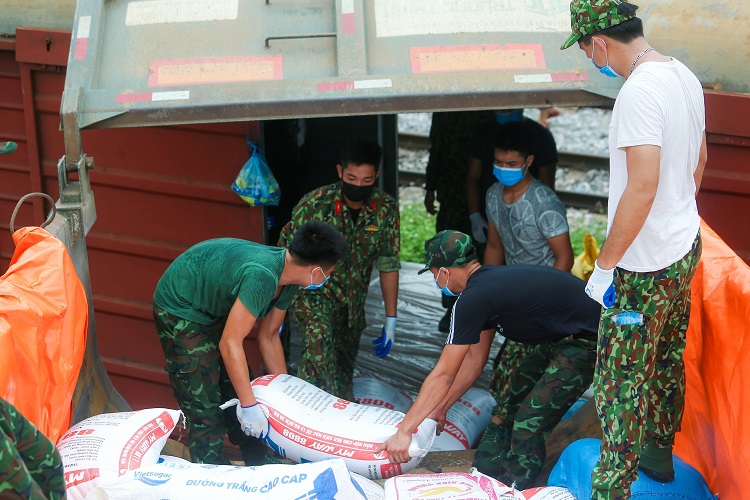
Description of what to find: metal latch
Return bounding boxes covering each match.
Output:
[55,154,97,240]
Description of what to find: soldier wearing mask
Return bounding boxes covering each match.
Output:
[278,138,401,401]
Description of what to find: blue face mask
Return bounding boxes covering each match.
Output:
[434,268,458,297]
[303,267,329,290]
[495,110,524,125]
[493,165,526,186]
[590,37,619,78]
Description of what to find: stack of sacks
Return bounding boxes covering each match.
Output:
[58,407,386,499]
[86,456,383,499]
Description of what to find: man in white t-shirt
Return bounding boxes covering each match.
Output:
[561,1,706,498]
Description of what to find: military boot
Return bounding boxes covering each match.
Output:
[639,444,675,483]
[473,422,510,461]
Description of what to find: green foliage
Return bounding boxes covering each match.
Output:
[569,218,607,256]
[399,198,608,263]
[399,203,437,263]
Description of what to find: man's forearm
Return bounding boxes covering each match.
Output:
[257,309,289,374]
[257,334,287,375]
[433,354,484,417]
[219,338,256,406]
[598,187,654,269]
[397,372,453,436]
[380,270,399,317]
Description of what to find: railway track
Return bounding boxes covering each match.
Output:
[398,132,609,212]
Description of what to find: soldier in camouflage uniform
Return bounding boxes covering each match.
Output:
[562,1,707,497]
[153,222,345,465]
[424,111,496,333]
[0,398,65,500]
[375,231,599,488]
[278,139,400,401]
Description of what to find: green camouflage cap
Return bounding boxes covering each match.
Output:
[560,0,636,49]
[417,230,477,274]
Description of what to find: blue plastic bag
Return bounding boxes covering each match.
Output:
[549,438,717,500]
[232,141,280,206]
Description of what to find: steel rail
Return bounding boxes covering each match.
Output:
[398,132,609,211]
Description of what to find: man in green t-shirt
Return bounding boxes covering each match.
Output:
[153,221,345,465]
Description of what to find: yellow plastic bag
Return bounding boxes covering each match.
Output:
[571,233,600,282]
[0,227,88,442]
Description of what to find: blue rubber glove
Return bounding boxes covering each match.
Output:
[373,316,397,358]
[219,398,269,439]
[469,212,488,244]
[585,260,616,308]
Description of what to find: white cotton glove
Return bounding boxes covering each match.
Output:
[220,398,269,439]
[469,212,488,244]
[373,316,397,358]
[585,260,616,308]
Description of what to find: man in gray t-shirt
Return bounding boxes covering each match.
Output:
[477,123,574,471]
[486,177,570,267]
[484,123,573,271]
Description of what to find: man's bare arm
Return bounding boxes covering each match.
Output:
[596,144,660,269]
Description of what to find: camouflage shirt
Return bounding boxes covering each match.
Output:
[278,182,400,327]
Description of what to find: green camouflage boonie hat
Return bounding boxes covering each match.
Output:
[560,0,636,50]
[417,230,477,275]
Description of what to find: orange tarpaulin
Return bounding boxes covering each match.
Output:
[675,219,750,500]
[0,227,88,443]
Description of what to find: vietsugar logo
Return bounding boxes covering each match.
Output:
[133,471,172,487]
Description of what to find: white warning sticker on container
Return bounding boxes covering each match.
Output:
[126,0,239,26]
[151,90,191,101]
[76,16,91,39]
[374,0,569,38]
[515,74,554,83]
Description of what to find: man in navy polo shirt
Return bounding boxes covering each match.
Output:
[376,230,600,488]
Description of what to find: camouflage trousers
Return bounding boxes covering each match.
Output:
[479,336,596,488]
[0,398,65,500]
[591,233,702,500]
[489,339,536,420]
[293,293,363,401]
[154,306,266,465]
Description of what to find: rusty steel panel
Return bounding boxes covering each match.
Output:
[2,36,267,414]
[698,91,750,264]
[15,28,72,67]
[0,44,38,269]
